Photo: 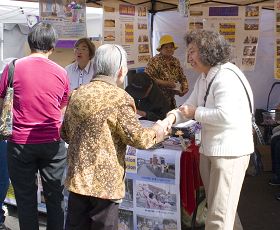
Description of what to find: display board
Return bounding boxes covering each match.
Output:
[275,0,280,79]
[39,0,87,38]
[187,5,260,71]
[102,0,151,69]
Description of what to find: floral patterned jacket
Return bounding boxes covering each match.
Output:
[61,75,164,199]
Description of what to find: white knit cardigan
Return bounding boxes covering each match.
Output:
[170,62,254,157]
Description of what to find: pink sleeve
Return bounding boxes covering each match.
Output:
[60,74,70,108]
[0,65,9,99]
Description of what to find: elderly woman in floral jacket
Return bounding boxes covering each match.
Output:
[61,44,167,230]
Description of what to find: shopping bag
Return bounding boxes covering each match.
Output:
[0,59,16,140]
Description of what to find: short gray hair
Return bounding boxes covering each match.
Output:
[185,30,232,66]
[93,44,127,78]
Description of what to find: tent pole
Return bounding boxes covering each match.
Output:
[150,0,156,55]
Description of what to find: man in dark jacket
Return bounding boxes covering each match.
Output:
[125,72,171,121]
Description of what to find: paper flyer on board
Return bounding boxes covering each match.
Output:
[119,147,182,230]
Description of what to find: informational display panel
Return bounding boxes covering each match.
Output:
[102,0,151,69]
[119,147,182,230]
[39,0,87,39]
[275,0,280,79]
[187,5,260,71]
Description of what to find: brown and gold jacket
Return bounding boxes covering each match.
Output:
[61,75,164,199]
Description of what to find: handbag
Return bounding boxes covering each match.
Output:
[0,59,16,140]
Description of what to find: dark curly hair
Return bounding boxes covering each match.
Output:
[184,30,232,66]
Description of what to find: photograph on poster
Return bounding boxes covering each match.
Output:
[136,182,177,211]
[277,13,280,22]
[138,34,149,43]
[245,6,259,17]
[138,55,151,63]
[137,215,177,230]
[104,31,115,41]
[104,19,115,27]
[277,58,280,68]
[277,24,280,33]
[244,35,258,44]
[244,19,259,30]
[120,178,134,209]
[104,5,115,13]
[118,209,133,230]
[242,57,255,66]
[120,4,136,16]
[138,23,148,30]
[189,22,203,30]
[137,152,175,179]
[190,10,203,16]
[138,44,150,54]
[277,46,280,56]
[127,146,137,156]
[138,6,147,17]
[277,38,280,45]
[243,46,256,56]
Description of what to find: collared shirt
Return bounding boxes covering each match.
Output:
[61,75,164,199]
[65,59,95,91]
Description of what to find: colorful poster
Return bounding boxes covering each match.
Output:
[39,0,87,39]
[187,5,260,71]
[102,0,151,69]
[119,147,182,230]
[275,0,280,79]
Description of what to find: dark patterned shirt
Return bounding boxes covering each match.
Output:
[145,54,188,109]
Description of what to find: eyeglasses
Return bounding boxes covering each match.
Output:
[114,45,122,69]
[74,47,89,53]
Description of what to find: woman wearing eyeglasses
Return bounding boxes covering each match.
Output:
[65,37,96,91]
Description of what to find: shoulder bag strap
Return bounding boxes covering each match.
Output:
[203,76,216,107]
[7,59,17,88]
[225,68,265,145]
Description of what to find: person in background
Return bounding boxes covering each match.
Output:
[65,37,96,91]
[0,141,9,230]
[61,44,167,230]
[0,22,70,230]
[125,72,171,121]
[162,30,254,230]
[145,34,189,109]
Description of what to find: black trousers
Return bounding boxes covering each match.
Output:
[271,135,280,177]
[7,141,67,230]
[65,192,119,230]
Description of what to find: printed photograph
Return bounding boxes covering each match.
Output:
[242,57,255,66]
[138,44,149,54]
[104,5,115,13]
[104,30,115,41]
[137,151,175,179]
[243,46,257,56]
[245,6,259,17]
[138,34,149,43]
[136,182,177,211]
[120,179,133,209]
[244,19,259,30]
[138,6,147,17]
[138,23,148,30]
[244,35,258,44]
[119,209,133,230]
[104,19,115,28]
[189,22,203,30]
[138,55,151,63]
[190,10,203,16]
[137,215,177,230]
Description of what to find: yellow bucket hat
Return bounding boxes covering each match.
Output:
[156,34,178,51]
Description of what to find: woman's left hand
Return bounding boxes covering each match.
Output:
[179,104,196,119]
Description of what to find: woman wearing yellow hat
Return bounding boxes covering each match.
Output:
[145,34,189,109]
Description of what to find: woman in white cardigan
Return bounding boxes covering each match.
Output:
[163,30,254,230]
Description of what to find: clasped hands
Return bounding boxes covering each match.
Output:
[155,104,197,136]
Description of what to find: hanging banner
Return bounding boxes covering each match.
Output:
[275,0,280,79]
[39,0,87,39]
[102,0,151,69]
[187,5,260,71]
